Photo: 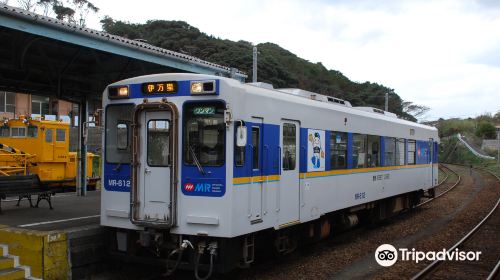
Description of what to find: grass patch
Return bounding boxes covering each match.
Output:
[440,137,499,177]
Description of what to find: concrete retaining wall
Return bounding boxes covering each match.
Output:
[0,224,108,280]
[67,225,107,279]
[0,226,69,279]
[482,139,499,152]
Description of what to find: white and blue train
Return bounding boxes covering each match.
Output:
[100,73,439,277]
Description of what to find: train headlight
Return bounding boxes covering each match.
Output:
[190,80,216,95]
[190,82,203,93]
[118,87,129,97]
[108,86,129,99]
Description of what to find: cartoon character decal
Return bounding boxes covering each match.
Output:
[307,129,325,172]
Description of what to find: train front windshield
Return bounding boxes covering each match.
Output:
[183,101,225,166]
[105,104,134,164]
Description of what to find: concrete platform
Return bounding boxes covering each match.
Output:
[0,191,100,231]
[0,191,106,279]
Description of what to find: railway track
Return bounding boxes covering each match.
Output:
[417,164,461,207]
[487,260,500,280]
[411,166,500,280]
[91,163,498,280]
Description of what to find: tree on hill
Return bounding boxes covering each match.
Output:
[402,101,430,119]
[100,18,422,121]
[17,0,36,11]
[475,121,496,139]
[37,0,99,26]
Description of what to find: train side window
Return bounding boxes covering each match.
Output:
[252,127,260,170]
[11,127,26,137]
[367,135,380,167]
[330,131,347,169]
[27,126,38,138]
[396,138,405,166]
[116,122,129,150]
[45,129,53,142]
[105,104,134,164]
[384,137,396,166]
[407,140,416,165]
[234,146,245,167]
[56,129,66,142]
[352,134,367,168]
[282,123,296,171]
[0,126,9,137]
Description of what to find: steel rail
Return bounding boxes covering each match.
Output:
[411,166,500,280]
[436,165,450,186]
[486,260,500,280]
[417,164,461,207]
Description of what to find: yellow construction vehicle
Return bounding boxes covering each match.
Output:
[0,117,98,190]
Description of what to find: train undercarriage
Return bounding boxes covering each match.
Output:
[106,190,425,279]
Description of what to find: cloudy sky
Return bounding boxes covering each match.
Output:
[86,0,497,120]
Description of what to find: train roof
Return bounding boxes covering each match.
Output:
[3,118,70,127]
[110,73,437,133]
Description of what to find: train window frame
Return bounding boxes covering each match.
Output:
[146,119,171,167]
[384,137,396,166]
[27,125,38,138]
[407,139,416,165]
[183,100,226,167]
[367,135,380,167]
[234,121,246,167]
[45,128,53,142]
[282,123,296,171]
[252,126,260,170]
[56,129,66,142]
[116,122,129,151]
[11,127,26,138]
[330,131,347,169]
[105,103,135,164]
[396,138,405,166]
[352,134,367,168]
[0,126,9,137]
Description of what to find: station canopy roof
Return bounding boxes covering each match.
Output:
[0,4,247,103]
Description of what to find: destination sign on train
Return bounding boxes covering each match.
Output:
[141,81,178,94]
[193,106,216,115]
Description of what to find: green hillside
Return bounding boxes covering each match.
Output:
[101,18,414,120]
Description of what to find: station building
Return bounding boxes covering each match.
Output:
[0,90,74,120]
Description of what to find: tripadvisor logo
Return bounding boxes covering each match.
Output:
[374,244,482,267]
[375,244,398,267]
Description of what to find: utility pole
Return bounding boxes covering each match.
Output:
[385,92,389,111]
[252,46,257,83]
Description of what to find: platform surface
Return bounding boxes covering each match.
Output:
[0,191,100,231]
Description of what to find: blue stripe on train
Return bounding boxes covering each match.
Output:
[233,122,280,179]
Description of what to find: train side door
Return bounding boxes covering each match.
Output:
[43,128,54,161]
[279,121,300,226]
[249,118,263,223]
[137,110,172,224]
[54,128,68,161]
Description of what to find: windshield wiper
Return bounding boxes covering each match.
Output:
[113,163,122,171]
[189,145,206,175]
